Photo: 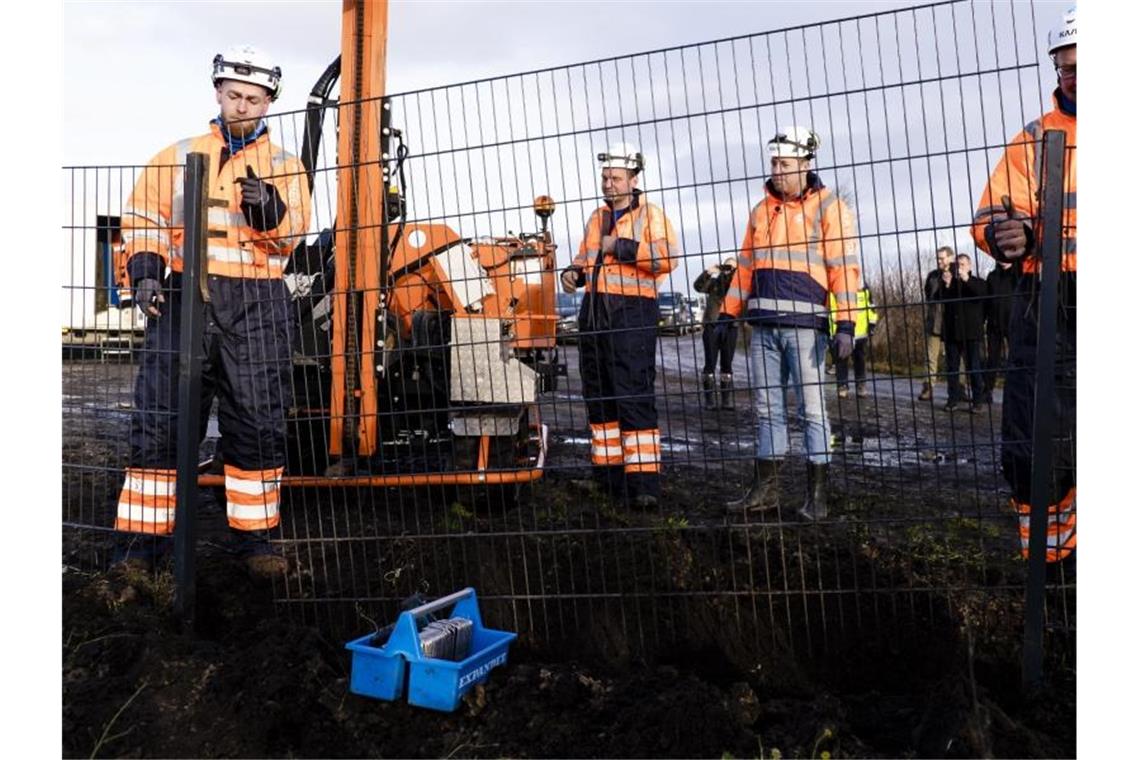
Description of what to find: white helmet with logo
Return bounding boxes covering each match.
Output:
[597,143,645,174]
[212,45,282,101]
[1048,6,1077,54]
[768,126,821,160]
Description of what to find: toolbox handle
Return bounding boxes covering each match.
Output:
[406,587,475,619]
[385,587,485,660]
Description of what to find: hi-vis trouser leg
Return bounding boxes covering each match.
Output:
[579,294,662,498]
[580,302,623,493]
[589,422,623,469]
[117,276,293,535]
[1001,274,1077,563]
[224,465,285,531]
[117,467,177,534]
[1013,488,1076,562]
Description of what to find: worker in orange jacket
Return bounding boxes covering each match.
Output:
[971,7,1076,568]
[722,127,861,521]
[560,143,680,509]
[115,45,312,577]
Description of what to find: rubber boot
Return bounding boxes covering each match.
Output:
[719,373,735,410]
[726,459,781,513]
[797,463,829,522]
[702,373,717,410]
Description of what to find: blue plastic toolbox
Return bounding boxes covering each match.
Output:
[345,587,517,712]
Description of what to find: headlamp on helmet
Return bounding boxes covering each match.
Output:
[212,44,282,101]
[768,126,821,160]
[597,142,645,174]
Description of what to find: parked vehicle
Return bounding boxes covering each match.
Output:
[556,291,583,344]
[657,291,698,334]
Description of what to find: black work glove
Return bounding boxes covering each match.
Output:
[133,277,164,317]
[239,165,273,206]
[239,166,286,231]
[831,332,854,360]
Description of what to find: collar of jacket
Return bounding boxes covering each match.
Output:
[1052,87,1076,118]
[209,117,270,155]
[763,171,824,204]
[605,187,643,213]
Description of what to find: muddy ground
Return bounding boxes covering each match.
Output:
[62,340,1075,758]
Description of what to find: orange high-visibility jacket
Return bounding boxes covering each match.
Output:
[972,91,1076,273]
[723,176,862,330]
[572,191,679,299]
[121,122,312,280]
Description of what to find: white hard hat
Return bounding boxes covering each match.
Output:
[1044,6,1071,54]
[597,143,644,174]
[1048,6,1077,54]
[212,45,282,101]
[768,126,821,159]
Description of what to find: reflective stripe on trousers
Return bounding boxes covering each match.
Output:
[116,467,177,535]
[622,429,661,473]
[1013,487,1076,563]
[590,422,623,466]
[225,464,284,531]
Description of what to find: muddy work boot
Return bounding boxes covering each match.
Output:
[918,382,933,401]
[234,529,288,579]
[110,535,173,573]
[702,372,718,410]
[726,459,781,513]
[797,463,829,522]
[719,373,735,410]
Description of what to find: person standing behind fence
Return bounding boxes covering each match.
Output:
[115,45,312,578]
[935,254,987,413]
[561,143,679,509]
[918,246,953,401]
[982,260,1017,403]
[722,126,861,521]
[694,256,739,410]
[829,286,878,399]
[972,7,1077,566]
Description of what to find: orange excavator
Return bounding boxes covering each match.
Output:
[282,0,559,487]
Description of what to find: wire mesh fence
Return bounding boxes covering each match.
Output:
[62,0,1074,687]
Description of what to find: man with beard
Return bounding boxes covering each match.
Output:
[114,45,311,578]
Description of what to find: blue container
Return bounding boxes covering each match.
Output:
[345,587,517,713]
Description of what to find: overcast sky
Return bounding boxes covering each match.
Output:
[65,0,930,165]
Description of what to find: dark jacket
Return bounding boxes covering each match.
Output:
[693,267,736,324]
[936,272,987,342]
[923,268,945,336]
[985,265,1018,337]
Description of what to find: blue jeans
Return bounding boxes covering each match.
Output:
[747,325,831,464]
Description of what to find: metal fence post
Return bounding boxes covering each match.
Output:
[1021,129,1068,690]
[173,152,210,632]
